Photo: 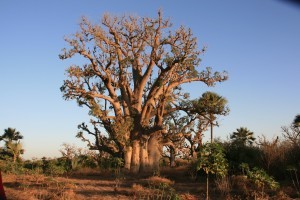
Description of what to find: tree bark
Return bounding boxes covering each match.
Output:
[124,146,132,170]
[170,147,176,167]
[210,122,213,143]
[130,140,140,174]
[148,134,161,173]
[206,174,209,200]
[139,139,149,173]
[192,147,198,159]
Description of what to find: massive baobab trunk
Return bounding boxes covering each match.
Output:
[130,140,140,174]
[147,134,162,172]
[139,137,149,173]
[124,146,132,170]
[128,135,162,173]
[126,133,163,174]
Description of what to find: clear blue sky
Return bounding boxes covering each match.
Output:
[1,0,299,159]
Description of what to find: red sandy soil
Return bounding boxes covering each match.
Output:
[2,167,201,200]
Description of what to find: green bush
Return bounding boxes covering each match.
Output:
[224,143,263,174]
[41,157,66,176]
[240,163,279,194]
[0,159,25,174]
[98,157,124,170]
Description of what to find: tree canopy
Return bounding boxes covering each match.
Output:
[230,127,255,146]
[0,128,24,163]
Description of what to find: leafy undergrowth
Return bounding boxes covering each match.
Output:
[1,167,296,200]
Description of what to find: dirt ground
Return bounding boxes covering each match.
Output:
[2,167,202,200]
[2,167,295,200]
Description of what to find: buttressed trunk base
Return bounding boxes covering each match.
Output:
[127,134,162,174]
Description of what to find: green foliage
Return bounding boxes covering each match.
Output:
[193,91,229,117]
[197,142,228,177]
[240,163,279,192]
[230,127,255,146]
[197,142,228,200]
[77,154,98,169]
[59,143,99,172]
[293,114,300,128]
[0,127,24,163]
[0,159,26,174]
[23,159,43,174]
[111,118,133,146]
[41,157,67,176]
[224,142,262,174]
[0,127,23,142]
[149,183,181,200]
[133,182,181,200]
[98,157,124,169]
[252,168,279,190]
[192,91,229,142]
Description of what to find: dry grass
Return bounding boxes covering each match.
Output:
[1,167,203,200]
[147,175,174,186]
[2,173,131,200]
[2,166,291,200]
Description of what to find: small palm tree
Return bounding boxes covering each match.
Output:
[6,141,24,163]
[1,128,23,142]
[193,91,229,143]
[1,128,24,163]
[230,127,255,146]
[293,114,300,128]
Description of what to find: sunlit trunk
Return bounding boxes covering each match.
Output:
[130,140,140,174]
[139,139,149,173]
[124,146,132,170]
[148,134,161,173]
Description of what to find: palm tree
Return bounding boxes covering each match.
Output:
[293,114,300,128]
[1,128,24,163]
[230,127,255,146]
[193,91,229,143]
[1,128,23,142]
[6,141,24,163]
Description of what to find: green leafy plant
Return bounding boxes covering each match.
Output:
[240,163,279,196]
[41,157,66,176]
[197,143,228,200]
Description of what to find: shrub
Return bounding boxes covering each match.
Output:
[240,163,279,195]
[225,143,262,175]
[197,143,228,200]
[41,157,66,176]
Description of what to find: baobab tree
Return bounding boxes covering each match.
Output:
[60,11,227,173]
